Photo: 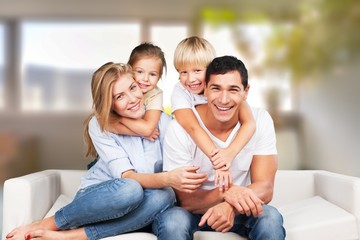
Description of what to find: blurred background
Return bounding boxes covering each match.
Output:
[0,0,360,233]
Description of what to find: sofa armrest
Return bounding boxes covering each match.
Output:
[315,170,360,231]
[2,170,61,239]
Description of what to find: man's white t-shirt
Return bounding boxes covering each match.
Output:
[163,106,277,190]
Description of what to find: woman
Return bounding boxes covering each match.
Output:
[6,62,207,240]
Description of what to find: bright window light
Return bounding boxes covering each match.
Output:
[150,24,188,109]
[21,21,141,111]
[203,22,292,111]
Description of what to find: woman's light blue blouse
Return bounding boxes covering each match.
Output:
[79,112,171,189]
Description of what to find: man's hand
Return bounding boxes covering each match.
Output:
[167,166,207,193]
[199,202,235,233]
[224,185,264,217]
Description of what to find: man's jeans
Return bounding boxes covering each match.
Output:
[54,178,175,240]
[153,205,286,240]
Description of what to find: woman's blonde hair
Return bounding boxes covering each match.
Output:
[83,62,133,157]
[173,36,216,71]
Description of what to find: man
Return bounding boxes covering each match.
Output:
[153,55,286,240]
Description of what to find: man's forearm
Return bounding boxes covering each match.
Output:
[247,181,274,204]
[176,188,224,214]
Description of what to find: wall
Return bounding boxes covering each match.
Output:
[298,61,360,176]
[0,113,90,172]
[1,0,359,178]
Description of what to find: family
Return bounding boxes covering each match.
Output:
[5,36,286,240]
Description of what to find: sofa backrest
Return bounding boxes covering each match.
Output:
[270,170,317,207]
[55,169,321,208]
[57,169,86,198]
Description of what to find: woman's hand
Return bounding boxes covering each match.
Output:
[167,166,207,193]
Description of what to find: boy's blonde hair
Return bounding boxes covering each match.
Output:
[173,36,216,71]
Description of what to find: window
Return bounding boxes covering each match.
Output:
[150,24,188,110]
[0,24,5,109]
[203,22,292,111]
[21,21,141,111]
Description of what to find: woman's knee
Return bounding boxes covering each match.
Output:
[108,178,144,208]
[146,188,176,210]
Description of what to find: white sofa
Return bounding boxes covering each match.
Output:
[2,170,360,240]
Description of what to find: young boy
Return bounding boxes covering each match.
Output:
[171,36,256,191]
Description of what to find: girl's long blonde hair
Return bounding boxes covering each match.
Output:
[83,62,133,158]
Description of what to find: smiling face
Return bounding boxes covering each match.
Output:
[178,64,206,95]
[132,57,162,94]
[204,70,248,124]
[112,72,145,119]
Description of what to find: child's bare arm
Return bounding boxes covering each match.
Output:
[174,108,216,158]
[109,121,137,136]
[175,108,234,191]
[215,169,233,192]
[112,110,161,138]
[211,101,256,169]
[232,100,256,152]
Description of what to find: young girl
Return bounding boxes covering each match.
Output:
[172,36,256,192]
[110,42,166,141]
[5,63,207,240]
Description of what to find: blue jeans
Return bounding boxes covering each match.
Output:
[54,178,175,240]
[153,205,286,240]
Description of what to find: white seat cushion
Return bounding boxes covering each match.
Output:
[43,195,245,240]
[194,231,246,240]
[44,194,72,218]
[46,195,358,240]
[101,233,156,240]
[279,196,358,240]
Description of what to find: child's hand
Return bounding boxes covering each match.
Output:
[210,148,236,171]
[215,169,233,192]
[143,128,160,141]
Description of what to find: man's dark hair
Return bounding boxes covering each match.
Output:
[205,55,248,88]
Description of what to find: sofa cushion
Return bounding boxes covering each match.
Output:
[194,231,246,240]
[279,196,358,240]
[101,233,156,240]
[44,194,72,218]
[43,195,246,240]
[45,195,358,240]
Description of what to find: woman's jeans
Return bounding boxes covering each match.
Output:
[153,205,286,240]
[54,178,175,240]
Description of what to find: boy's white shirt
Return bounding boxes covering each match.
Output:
[170,82,207,113]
